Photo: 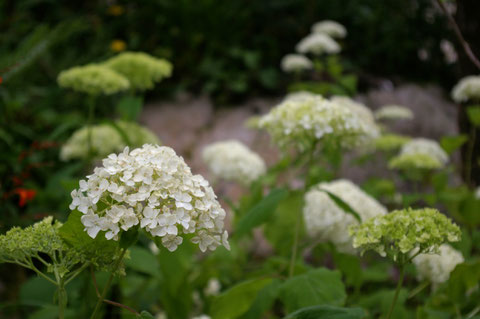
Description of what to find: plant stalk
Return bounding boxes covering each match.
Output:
[386,265,405,319]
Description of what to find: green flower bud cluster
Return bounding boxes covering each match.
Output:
[60,120,161,161]
[388,138,448,171]
[350,208,461,263]
[57,64,130,95]
[103,52,173,91]
[374,134,411,152]
[57,52,172,94]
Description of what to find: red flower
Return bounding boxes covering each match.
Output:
[13,188,36,207]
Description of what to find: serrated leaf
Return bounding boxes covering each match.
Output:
[318,189,361,222]
[440,135,468,154]
[279,268,346,313]
[235,188,288,237]
[211,278,272,319]
[284,305,365,319]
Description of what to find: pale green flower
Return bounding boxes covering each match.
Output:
[104,52,173,91]
[60,121,161,161]
[281,54,313,73]
[389,138,448,170]
[451,75,480,103]
[57,64,130,95]
[350,208,461,263]
[256,94,377,151]
[296,33,340,55]
[311,20,347,39]
[374,105,414,121]
[375,134,411,152]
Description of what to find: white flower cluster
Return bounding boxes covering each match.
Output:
[296,33,340,56]
[303,179,387,254]
[202,140,266,185]
[397,138,448,167]
[257,93,378,150]
[475,186,480,199]
[413,244,464,285]
[280,54,313,73]
[451,75,480,103]
[69,144,229,252]
[374,105,414,121]
[311,20,347,38]
[204,278,221,296]
[284,91,317,102]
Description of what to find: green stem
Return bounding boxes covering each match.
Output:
[288,211,301,278]
[27,258,58,286]
[65,262,90,285]
[87,95,96,161]
[465,126,476,186]
[57,279,67,319]
[386,265,405,319]
[90,249,126,319]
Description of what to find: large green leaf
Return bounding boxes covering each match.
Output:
[447,260,480,303]
[125,246,161,277]
[357,288,409,319]
[210,278,273,319]
[240,279,282,319]
[440,135,468,155]
[284,305,365,319]
[235,188,288,237]
[279,268,346,313]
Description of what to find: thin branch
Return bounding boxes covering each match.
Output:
[90,266,101,298]
[103,299,140,315]
[435,0,480,70]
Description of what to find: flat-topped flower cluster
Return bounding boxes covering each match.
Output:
[202,140,266,185]
[69,144,229,252]
[374,105,414,121]
[257,93,379,150]
[451,75,480,103]
[389,138,448,170]
[303,179,387,254]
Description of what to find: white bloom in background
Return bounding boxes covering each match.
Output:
[475,187,480,199]
[440,39,458,64]
[413,244,464,285]
[311,20,347,38]
[281,54,313,73]
[296,33,340,56]
[284,91,317,102]
[149,241,160,255]
[391,138,449,170]
[155,312,168,319]
[192,316,211,319]
[303,179,387,254]
[69,144,229,252]
[452,75,480,103]
[204,278,221,296]
[202,140,266,185]
[257,93,378,150]
[374,105,414,121]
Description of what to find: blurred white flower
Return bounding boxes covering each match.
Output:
[452,75,480,103]
[204,278,221,296]
[389,138,448,170]
[475,187,480,199]
[374,105,414,121]
[192,316,211,319]
[440,39,458,64]
[280,54,313,73]
[155,312,168,319]
[311,20,347,38]
[69,144,229,252]
[202,140,266,185]
[296,33,340,55]
[413,244,464,285]
[303,179,387,254]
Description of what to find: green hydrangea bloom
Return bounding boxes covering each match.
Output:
[60,121,161,161]
[388,153,443,170]
[57,64,130,95]
[375,134,411,152]
[350,208,461,263]
[104,52,173,91]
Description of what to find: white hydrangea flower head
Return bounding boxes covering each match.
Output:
[257,93,377,150]
[296,33,341,56]
[303,179,387,254]
[284,91,318,102]
[451,75,480,103]
[389,138,448,170]
[311,20,347,38]
[69,144,230,253]
[60,121,160,161]
[413,244,464,285]
[280,54,313,73]
[202,140,266,186]
[374,105,414,121]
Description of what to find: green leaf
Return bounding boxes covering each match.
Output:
[357,288,408,319]
[467,106,480,127]
[211,278,273,319]
[119,226,139,249]
[284,305,365,319]
[317,189,361,222]
[240,279,282,319]
[138,310,156,319]
[447,260,480,303]
[279,268,346,313]
[440,135,468,154]
[125,246,161,277]
[235,188,289,237]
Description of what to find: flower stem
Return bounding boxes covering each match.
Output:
[288,211,301,278]
[87,95,96,161]
[386,265,405,319]
[57,279,67,319]
[90,248,126,319]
